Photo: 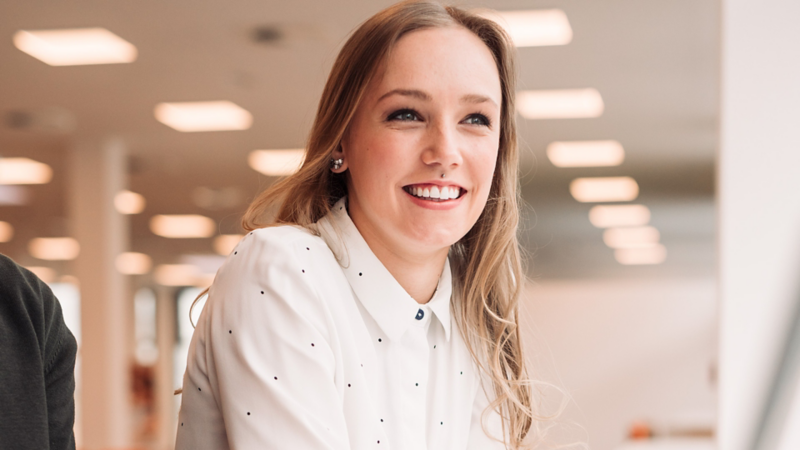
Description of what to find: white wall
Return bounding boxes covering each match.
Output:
[719,1,800,449]
[522,277,717,450]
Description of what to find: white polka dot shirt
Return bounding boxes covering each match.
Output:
[175,197,506,449]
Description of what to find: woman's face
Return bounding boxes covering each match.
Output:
[341,25,502,259]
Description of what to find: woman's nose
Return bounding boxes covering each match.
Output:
[421,122,463,169]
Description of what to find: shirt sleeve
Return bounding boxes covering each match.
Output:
[176,229,350,450]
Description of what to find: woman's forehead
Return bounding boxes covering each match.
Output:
[369,26,502,105]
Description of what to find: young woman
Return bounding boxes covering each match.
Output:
[176,1,535,448]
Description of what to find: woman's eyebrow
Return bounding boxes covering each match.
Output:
[377,89,497,107]
[378,89,431,102]
[460,93,497,107]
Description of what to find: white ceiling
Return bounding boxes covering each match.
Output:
[0,0,719,279]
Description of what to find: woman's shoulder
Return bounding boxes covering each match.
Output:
[231,224,329,259]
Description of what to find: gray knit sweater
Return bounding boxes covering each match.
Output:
[0,253,77,450]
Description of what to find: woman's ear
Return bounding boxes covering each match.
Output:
[330,140,349,173]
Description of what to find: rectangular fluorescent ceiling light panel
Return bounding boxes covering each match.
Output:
[474,9,572,47]
[547,140,624,167]
[0,158,53,184]
[116,252,152,275]
[29,237,80,260]
[114,190,146,214]
[570,176,639,203]
[603,226,660,249]
[615,244,667,265]
[249,149,305,176]
[589,205,651,228]
[154,264,201,287]
[154,101,253,132]
[14,28,137,66]
[150,215,215,238]
[517,89,604,119]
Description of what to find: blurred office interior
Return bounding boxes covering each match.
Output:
[1,0,799,449]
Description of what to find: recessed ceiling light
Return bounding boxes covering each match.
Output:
[589,205,651,228]
[154,264,200,286]
[114,190,146,214]
[29,237,80,260]
[547,140,624,167]
[603,226,660,249]
[248,149,305,176]
[517,89,604,119]
[0,158,53,184]
[13,28,137,66]
[570,176,639,203]
[116,252,152,275]
[214,234,243,256]
[0,221,14,242]
[149,215,215,238]
[474,9,572,47]
[615,244,667,265]
[154,101,253,132]
[25,266,57,283]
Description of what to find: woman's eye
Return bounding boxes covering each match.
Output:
[388,109,421,122]
[463,114,490,126]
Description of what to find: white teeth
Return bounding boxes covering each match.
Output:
[407,185,461,200]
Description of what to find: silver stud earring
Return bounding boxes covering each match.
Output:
[331,158,343,171]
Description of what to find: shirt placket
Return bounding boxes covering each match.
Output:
[398,306,431,450]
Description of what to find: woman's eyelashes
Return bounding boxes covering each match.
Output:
[462,113,491,127]
[387,108,421,122]
[386,109,492,127]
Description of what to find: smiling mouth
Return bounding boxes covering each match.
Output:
[403,184,464,202]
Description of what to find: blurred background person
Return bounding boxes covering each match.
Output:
[0,253,77,450]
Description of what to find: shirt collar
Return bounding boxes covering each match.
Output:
[317,197,452,342]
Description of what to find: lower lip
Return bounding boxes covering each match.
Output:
[404,189,464,210]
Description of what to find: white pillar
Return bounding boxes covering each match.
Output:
[69,137,132,449]
[719,1,800,449]
[155,286,177,449]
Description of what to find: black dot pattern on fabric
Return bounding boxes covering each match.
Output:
[378,338,382,343]
[440,421,443,425]
[181,423,184,426]
[198,388,201,391]
[260,291,264,294]
[380,419,384,422]
[247,412,251,416]
[302,269,305,273]
[359,272,362,276]
[234,251,237,255]
[348,384,351,387]
[433,345,436,349]
[311,343,315,347]
[274,376,278,380]
[415,383,418,386]
[229,330,232,334]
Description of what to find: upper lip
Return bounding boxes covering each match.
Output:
[403,180,465,190]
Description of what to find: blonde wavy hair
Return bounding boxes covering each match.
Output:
[241,1,539,447]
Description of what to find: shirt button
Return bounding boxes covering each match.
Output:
[415,309,424,320]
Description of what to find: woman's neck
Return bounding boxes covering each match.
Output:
[353,220,449,305]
